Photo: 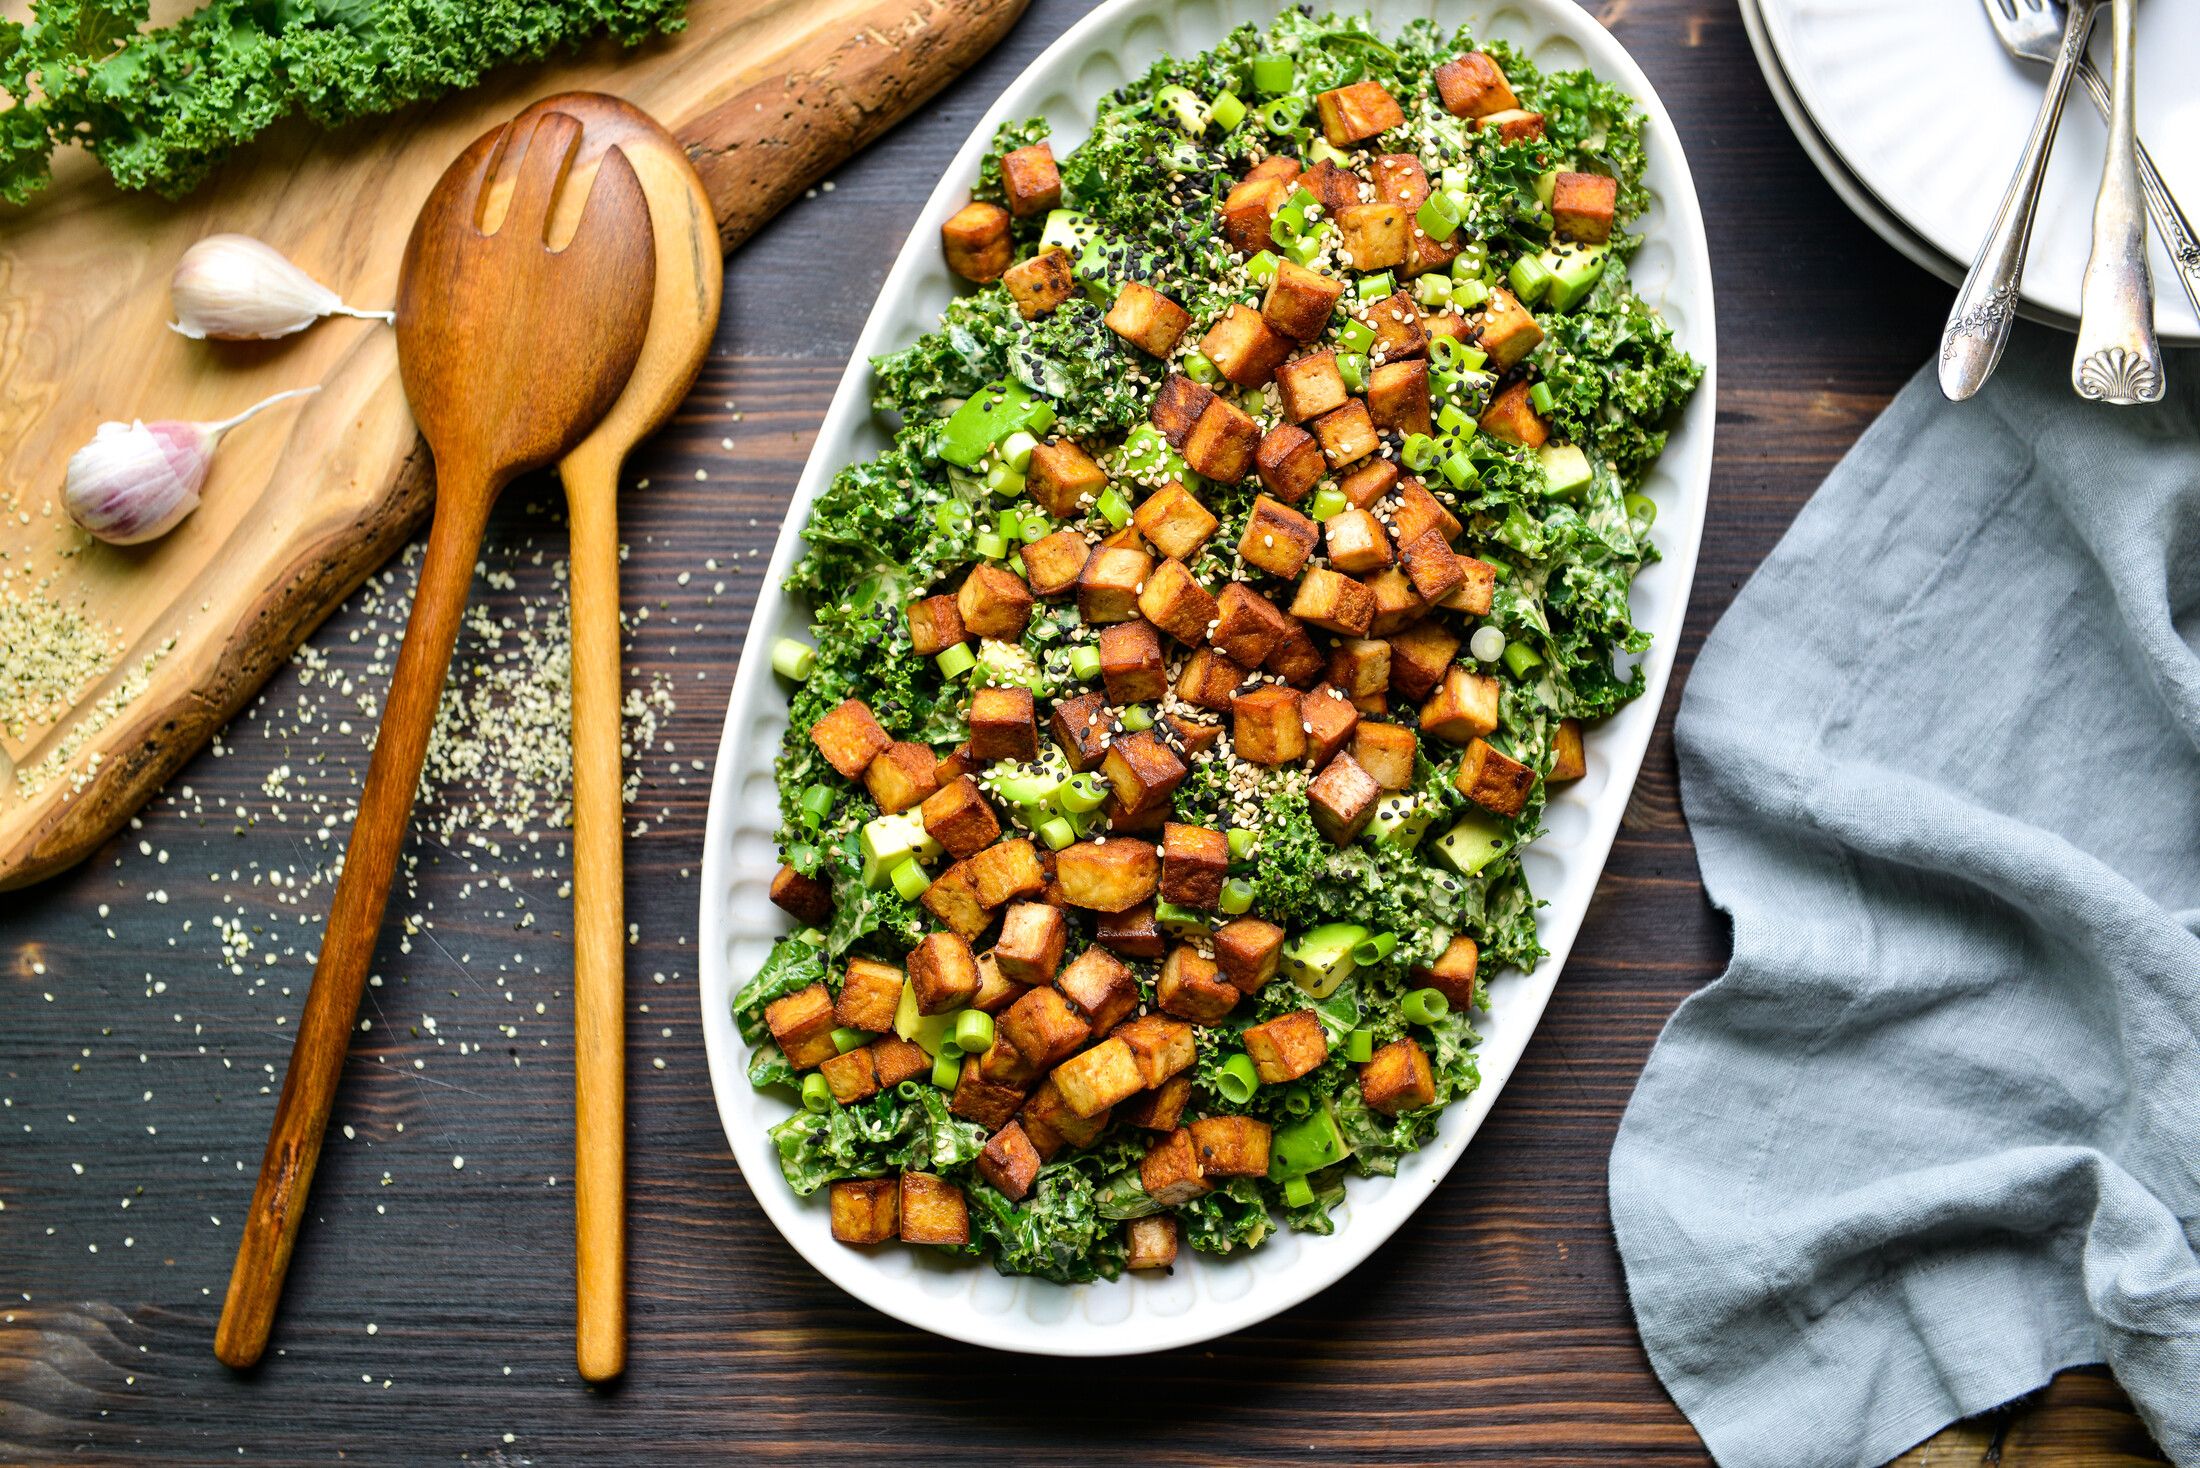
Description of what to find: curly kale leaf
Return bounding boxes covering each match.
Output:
[769,1086,986,1197]
[870,288,1024,421]
[966,1166,1127,1284]
[972,115,1050,208]
[1175,1178,1272,1255]
[1538,265,1704,488]
[732,935,826,1046]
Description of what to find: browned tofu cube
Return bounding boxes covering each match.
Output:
[1262,259,1344,342]
[1132,481,1219,561]
[1076,544,1153,626]
[1213,917,1286,994]
[1101,728,1187,813]
[1243,1009,1330,1084]
[765,982,839,1069]
[1442,554,1499,617]
[1404,224,1461,279]
[1025,438,1109,519]
[1457,737,1536,817]
[834,957,906,1034]
[977,1122,1043,1202]
[1413,933,1481,1010]
[1055,838,1160,912]
[999,141,1061,216]
[1114,1013,1197,1088]
[770,863,833,927]
[957,562,1035,640]
[820,1045,878,1104]
[899,1171,971,1245]
[1245,154,1303,186]
[1398,525,1466,604]
[1301,683,1362,768]
[968,685,1038,763]
[1140,1128,1212,1205]
[1120,1073,1193,1131]
[1308,752,1382,842]
[994,901,1068,985]
[871,1035,932,1088]
[905,594,966,655]
[1421,664,1501,744]
[1335,201,1409,271]
[1149,373,1216,450]
[941,201,1012,283]
[1316,78,1405,146]
[920,860,989,939]
[1157,945,1240,1023]
[1019,1077,1109,1157]
[1370,290,1428,361]
[1365,567,1425,636]
[1168,712,1223,755]
[1020,529,1092,599]
[1003,246,1076,319]
[1126,1215,1178,1270]
[972,950,1029,1016]
[1001,985,1091,1069]
[1095,900,1166,959]
[1255,424,1326,504]
[1200,303,1294,388]
[810,698,890,780]
[1353,721,1419,791]
[831,1178,899,1244]
[1290,567,1375,637]
[1183,396,1261,484]
[1177,647,1248,712]
[1477,109,1546,142]
[1423,309,1472,349]
[1479,378,1550,447]
[1220,174,1289,254]
[1474,285,1545,371]
[1159,821,1230,908]
[1372,152,1431,208]
[1267,621,1326,689]
[968,837,1046,908]
[1050,690,1113,771]
[1552,171,1619,244]
[1387,619,1461,702]
[1433,51,1518,119]
[1327,638,1391,699]
[907,932,980,1015]
[1105,280,1193,357]
[1138,560,1219,647]
[1360,1038,1436,1115]
[863,740,939,815]
[1324,506,1394,574]
[1392,475,1462,544]
[1352,691,1390,717]
[1211,583,1291,668]
[1368,359,1431,435]
[1239,495,1320,579]
[1276,350,1350,423]
[1053,946,1137,1035]
[951,1061,1028,1130]
[1053,1037,1145,1118]
[1339,456,1400,510]
[1093,620,1162,706]
[1550,718,1587,782]
[1302,157,1361,215]
[976,1026,1039,1088]
[938,744,972,780]
[1189,1115,1273,1177]
[1230,684,1308,766]
[1310,399,1379,470]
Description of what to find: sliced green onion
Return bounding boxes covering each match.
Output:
[1281,1086,1314,1117]
[993,508,1024,540]
[831,1027,869,1055]
[801,1073,833,1113]
[1059,771,1108,812]
[1216,1053,1260,1104]
[895,1080,925,1103]
[1428,335,1466,369]
[953,1010,995,1055]
[1352,931,1397,965]
[1449,276,1491,310]
[1064,804,1106,837]
[1282,1174,1316,1208]
[1441,450,1479,490]
[1343,1028,1374,1063]
[799,782,835,829]
[984,459,1027,497]
[1254,95,1306,134]
[1334,318,1376,354]
[1503,641,1544,678]
[1069,645,1103,682]
[1019,513,1054,544]
[1413,273,1454,308]
[1023,398,1057,434]
[1271,209,1306,249]
[1250,54,1295,95]
[974,530,1009,560]
[934,499,973,535]
[998,430,1039,472]
[1119,703,1154,732]
[794,926,827,948]
[770,637,816,682]
[1309,487,1348,522]
[1245,249,1280,284]
[1450,240,1489,278]
[1400,432,1439,472]
[1218,876,1256,915]
[1356,270,1394,301]
[1184,350,1220,385]
[1096,486,1132,528]
[1282,233,1324,267]
[1508,253,1553,305]
[1401,987,1450,1026]
[936,643,977,679]
[1209,89,1247,131]
[931,1050,963,1090]
[888,858,932,902]
[994,770,1059,806]
[1437,402,1474,437]
[1528,381,1557,416]
[1416,194,1461,238]
[1035,814,1075,850]
[1227,827,1258,861]
[1624,491,1658,532]
[1337,351,1368,393]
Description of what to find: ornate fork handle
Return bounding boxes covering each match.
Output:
[2075,58,2200,324]
[2071,0,2164,404]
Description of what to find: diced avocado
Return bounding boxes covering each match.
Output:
[940,379,1055,469]
[1155,900,1212,938]
[860,809,941,888]
[892,977,961,1057]
[1154,84,1207,135]
[1284,922,1369,998]
[1537,443,1594,496]
[1533,168,1560,208]
[1431,810,1514,877]
[1268,1103,1353,1179]
[1039,207,1113,292]
[1307,137,1352,167]
[1540,243,1609,312]
[1363,794,1434,849]
[977,638,1049,695]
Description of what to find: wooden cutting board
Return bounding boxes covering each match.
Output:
[0,0,1025,890]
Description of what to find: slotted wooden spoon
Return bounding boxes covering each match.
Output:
[214,109,657,1371]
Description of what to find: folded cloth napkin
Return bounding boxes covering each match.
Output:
[1609,328,2200,1468]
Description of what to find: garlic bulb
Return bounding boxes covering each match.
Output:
[63,386,320,545]
[169,234,394,341]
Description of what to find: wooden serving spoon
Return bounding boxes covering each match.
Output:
[214,109,657,1371]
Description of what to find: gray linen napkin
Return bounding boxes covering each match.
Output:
[1608,328,2200,1468]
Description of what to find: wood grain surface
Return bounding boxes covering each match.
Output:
[0,0,2169,1463]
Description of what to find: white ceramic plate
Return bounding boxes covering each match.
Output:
[698,0,1716,1355]
[1758,0,2199,343]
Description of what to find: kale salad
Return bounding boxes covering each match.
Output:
[734,9,1700,1283]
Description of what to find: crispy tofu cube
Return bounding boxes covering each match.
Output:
[1020,1077,1111,1157]
[1479,378,1550,447]
[1433,51,1518,119]
[1372,153,1431,208]
[1369,290,1428,361]
[999,141,1061,216]
[1177,648,1249,712]
[1095,619,1165,705]
[1076,545,1153,626]
[1114,1013,1197,1088]
[1126,1215,1178,1270]
[1339,456,1400,509]
[770,863,833,926]
[831,1178,899,1244]
[1365,567,1425,635]
[1050,690,1113,771]
[1230,684,1308,766]
[1055,838,1160,912]
[1168,712,1223,755]
[1310,399,1379,470]
[1398,525,1466,604]
[1442,554,1499,617]
[819,1045,876,1104]
[993,901,1068,985]
[1477,109,1546,142]
[1095,900,1166,959]
[1302,157,1362,215]
[972,950,1029,1018]
[1053,1038,1145,1118]
[968,837,1046,908]
[1149,373,1216,449]
[968,685,1038,762]
[1003,246,1076,319]
[1120,1073,1193,1131]
[899,1171,971,1245]
[1262,260,1344,342]
[1368,359,1432,435]
[908,932,980,1015]
[976,1026,1039,1088]
[765,982,839,1069]
[1423,309,1472,348]
[1211,583,1291,667]
[1025,439,1108,519]
[870,1035,932,1088]
[1413,934,1482,1010]
[1132,481,1219,561]
[1301,683,1362,768]
[1101,728,1187,813]
[1421,664,1502,744]
[1327,638,1391,699]
[1316,78,1406,146]
[1404,224,1460,279]
[1387,619,1461,702]
[1324,506,1394,574]
[1265,620,1326,687]
[1552,171,1619,244]
[1457,737,1536,817]
[1255,424,1327,504]
[1183,396,1261,484]
[1335,201,1409,270]
[1157,945,1240,1023]
[1353,721,1419,791]
[1360,1038,1436,1115]
[919,859,989,939]
[1189,1115,1273,1177]
[941,201,1012,282]
[1276,350,1350,423]
[1213,917,1286,994]
[1106,280,1193,357]
[1290,567,1375,637]
[1055,946,1139,1035]
[810,698,890,780]
[1159,821,1230,908]
[905,593,966,655]
[978,1122,1043,1201]
[957,562,1035,640]
[1138,560,1219,646]
[1140,1128,1212,1205]
[1352,691,1390,717]
[1239,495,1320,579]
[1550,718,1586,782]
[950,1061,1028,1130]
[1001,985,1091,1069]
[1021,529,1092,599]
[863,740,939,815]
[1245,154,1304,186]
[1244,1009,1331,1084]
[1308,752,1382,842]
[835,957,907,1034]
[1220,174,1289,254]
[1474,286,1545,372]
[1200,303,1295,387]
[1392,475,1462,544]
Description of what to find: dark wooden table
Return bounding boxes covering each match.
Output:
[0,2,2166,1463]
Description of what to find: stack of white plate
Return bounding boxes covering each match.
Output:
[1744,0,2200,343]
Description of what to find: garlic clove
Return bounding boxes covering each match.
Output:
[62,386,320,545]
[169,234,394,342]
